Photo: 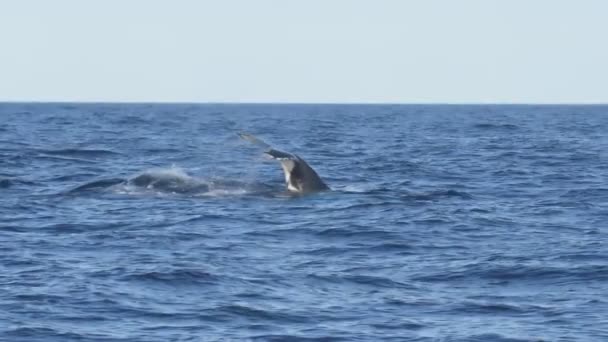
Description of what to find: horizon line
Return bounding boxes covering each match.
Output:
[1,100,607,106]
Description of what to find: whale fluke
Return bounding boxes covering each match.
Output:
[239,133,329,193]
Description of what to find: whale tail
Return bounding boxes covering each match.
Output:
[239,132,329,193]
[237,133,271,150]
[238,132,295,160]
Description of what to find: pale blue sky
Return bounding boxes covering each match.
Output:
[1,0,607,103]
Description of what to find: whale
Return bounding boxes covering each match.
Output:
[239,133,329,193]
[69,134,329,196]
[67,169,210,194]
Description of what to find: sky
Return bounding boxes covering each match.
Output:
[0,0,607,103]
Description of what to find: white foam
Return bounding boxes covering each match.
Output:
[338,184,375,193]
[137,165,193,181]
[197,188,249,197]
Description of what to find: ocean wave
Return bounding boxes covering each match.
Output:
[369,320,425,331]
[13,293,66,304]
[341,274,416,289]
[473,123,520,130]
[317,201,400,211]
[562,188,608,199]
[306,273,416,290]
[36,148,121,158]
[296,242,414,256]
[37,222,126,234]
[121,269,219,285]
[414,264,608,283]
[44,173,103,182]
[4,327,90,341]
[34,153,99,164]
[218,304,312,323]
[142,147,184,154]
[448,301,531,315]
[449,333,534,342]
[250,335,350,341]
[315,227,402,240]
[337,188,474,202]
[401,189,473,200]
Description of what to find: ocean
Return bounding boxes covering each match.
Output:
[1,103,607,341]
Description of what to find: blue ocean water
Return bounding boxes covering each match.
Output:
[1,103,607,341]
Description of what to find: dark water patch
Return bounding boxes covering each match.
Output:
[533,199,595,210]
[110,115,151,125]
[143,147,184,154]
[550,253,608,262]
[401,189,473,201]
[219,304,312,323]
[243,225,319,238]
[450,333,536,342]
[53,314,110,323]
[12,293,68,304]
[295,246,357,256]
[0,139,31,147]
[121,269,219,286]
[448,301,532,315]
[342,274,416,289]
[34,153,99,164]
[307,273,416,290]
[3,327,96,341]
[367,241,415,253]
[492,168,531,178]
[414,264,608,284]
[473,123,520,130]
[370,320,425,331]
[47,173,103,182]
[471,216,514,227]
[36,148,121,158]
[315,227,402,240]
[2,258,44,269]
[384,297,439,308]
[251,335,349,342]
[50,222,125,233]
[295,242,414,257]
[0,225,31,233]
[412,217,455,225]
[1,178,40,187]
[0,178,11,188]
[563,188,608,200]
[568,152,601,162]
[423,243,470,251]
[320,200,401,211]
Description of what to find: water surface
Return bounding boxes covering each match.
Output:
[1,103,607,341]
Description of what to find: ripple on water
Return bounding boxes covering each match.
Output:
[120,269,219,286]
[414,263,608,284]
